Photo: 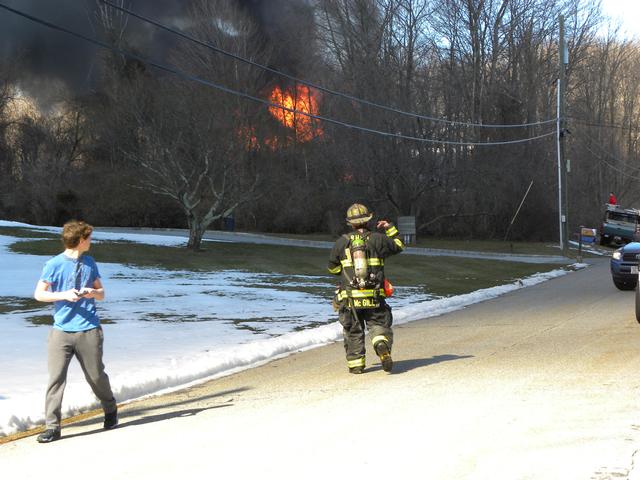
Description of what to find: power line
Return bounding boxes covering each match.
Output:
[569,116,640,132]
[574,131,640,180]
[588,147,640,181]
[100,0,557,130]
[0,3,556,147]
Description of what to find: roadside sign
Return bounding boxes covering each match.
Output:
[397,216,416,244]
[581,227,596,244]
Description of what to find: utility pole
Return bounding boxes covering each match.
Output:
[557,15,569,254]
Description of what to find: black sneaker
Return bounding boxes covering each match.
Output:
[374,341,393,372]
[349,366,364,374]
[36,429,61,443]
[103,407,118,430]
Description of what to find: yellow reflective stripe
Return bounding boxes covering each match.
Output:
[328,265,342,274]
[348,289,386,298]
[342,258,382,267]
[372,335,389,346]
[347,357,366,368]
[349,289,374,298]
[386,226,399,237]
[337,289,386,300]
[344,248,352,263]
[394,238,405,250]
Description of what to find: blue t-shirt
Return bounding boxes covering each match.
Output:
[40,253,102,332]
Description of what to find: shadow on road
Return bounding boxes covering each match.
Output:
[61,403,232,441]
[55,387,250,441]
[119,387,250,418]
[370,354,474,374]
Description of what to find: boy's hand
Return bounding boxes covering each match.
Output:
[77,288,94,298]
[61,289,82,302]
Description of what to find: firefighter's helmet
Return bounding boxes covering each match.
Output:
[346,203,373,226]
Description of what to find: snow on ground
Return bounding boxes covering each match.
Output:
[0,221,580,436]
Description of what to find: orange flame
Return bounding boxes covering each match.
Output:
[268,85,323,142]
[237,125,283,152]
[237,125,260,151]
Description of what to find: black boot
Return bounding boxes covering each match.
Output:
[374,341,393,372]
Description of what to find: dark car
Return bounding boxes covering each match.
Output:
[610,242,640,290]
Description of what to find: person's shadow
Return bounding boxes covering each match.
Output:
[369,354,474,374]
[60,387,248,441]
[62,405,231,440]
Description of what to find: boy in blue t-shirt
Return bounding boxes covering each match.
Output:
[33,220,117,443]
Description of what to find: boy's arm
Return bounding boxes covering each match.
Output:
[34,281,81,303]
[79,278,105,301]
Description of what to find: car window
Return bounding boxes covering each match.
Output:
[607,212,638,223]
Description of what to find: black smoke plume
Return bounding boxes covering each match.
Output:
[0,0,314,106]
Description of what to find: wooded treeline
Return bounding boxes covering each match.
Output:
[0,0,638,248]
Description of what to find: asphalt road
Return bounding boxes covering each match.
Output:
[3,257,640,480]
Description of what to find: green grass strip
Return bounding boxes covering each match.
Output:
[8,236,562,297]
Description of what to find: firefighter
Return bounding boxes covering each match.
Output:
[328,203,404,374]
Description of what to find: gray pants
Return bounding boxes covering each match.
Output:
[45,327,117,430]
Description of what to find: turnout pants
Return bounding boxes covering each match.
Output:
[45,327,117,430]
[338,301,393,367]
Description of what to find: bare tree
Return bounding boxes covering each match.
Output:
[569,34,640,222]
[5,100,87,224]
[4,0,634,243]
[103,0,270,249]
